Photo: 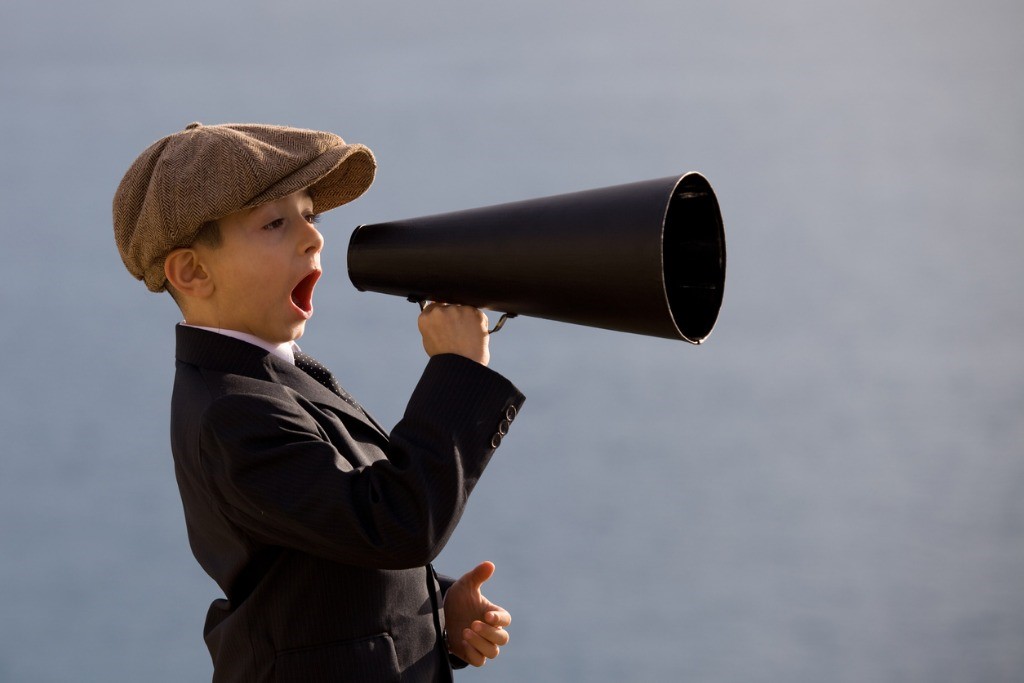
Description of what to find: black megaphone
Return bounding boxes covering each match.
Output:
[347,172,725,343]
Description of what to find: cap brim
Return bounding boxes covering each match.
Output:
[244,142,376,214]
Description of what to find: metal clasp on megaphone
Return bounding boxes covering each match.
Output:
[409,296,518,334]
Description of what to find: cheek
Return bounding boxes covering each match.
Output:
[229,248,271,278]
[215,261,261,303]
[238,254,290,299]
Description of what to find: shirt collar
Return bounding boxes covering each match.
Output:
[183,324,297,364]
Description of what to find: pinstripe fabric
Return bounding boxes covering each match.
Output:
[169,325,524,681]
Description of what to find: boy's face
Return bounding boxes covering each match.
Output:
[196,189,324,344]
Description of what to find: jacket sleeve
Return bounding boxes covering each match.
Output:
[198,354,524,569]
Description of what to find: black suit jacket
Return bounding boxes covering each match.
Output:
[169,325,524,682]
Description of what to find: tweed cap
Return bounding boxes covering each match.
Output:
[113,122,376,292]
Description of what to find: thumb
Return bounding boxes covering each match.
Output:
[465,561,496,590]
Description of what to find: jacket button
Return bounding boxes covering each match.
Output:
[505,405,517,422]
[498,419,510,436]
[490,433,502,448]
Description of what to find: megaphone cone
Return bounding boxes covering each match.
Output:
[347,172,725,343]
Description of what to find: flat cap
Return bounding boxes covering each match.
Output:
[113,122,376,292]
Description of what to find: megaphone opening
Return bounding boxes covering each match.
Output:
[663,174,726,343]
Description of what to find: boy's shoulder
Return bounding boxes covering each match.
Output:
[173,326,297,407]
[172,325,351,423]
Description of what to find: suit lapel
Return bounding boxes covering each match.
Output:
[272,358,390,439]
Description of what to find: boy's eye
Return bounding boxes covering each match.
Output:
[262,218,285,231]
[306,214,321,225]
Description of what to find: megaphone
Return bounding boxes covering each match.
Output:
[347,172,725,343]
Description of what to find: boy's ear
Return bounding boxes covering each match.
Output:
[164,248,214,299]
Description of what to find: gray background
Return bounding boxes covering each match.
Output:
[2,0,1022,681]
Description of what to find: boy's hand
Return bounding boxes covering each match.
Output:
[418,303,490,366]
[443,561,511,667]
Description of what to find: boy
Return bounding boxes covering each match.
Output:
[113,122,524,681]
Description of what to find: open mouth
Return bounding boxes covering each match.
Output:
[290,270,321,318]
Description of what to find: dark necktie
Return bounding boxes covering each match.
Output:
[293,351,362,410]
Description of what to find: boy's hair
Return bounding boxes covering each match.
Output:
[113,122,375,293]
[191,218,224,249]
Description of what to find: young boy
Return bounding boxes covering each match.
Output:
[113,122,524,682]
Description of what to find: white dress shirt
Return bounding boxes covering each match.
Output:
[184,324,298,364]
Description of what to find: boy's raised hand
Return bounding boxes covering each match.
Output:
[443,561,511,667]
[418,302,490,366]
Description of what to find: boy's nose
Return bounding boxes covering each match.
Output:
[303,222,325,255]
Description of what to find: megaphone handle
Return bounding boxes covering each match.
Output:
[408,297,517,334]
[489,313,517,334]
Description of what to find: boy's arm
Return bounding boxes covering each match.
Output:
[198,353,524,569]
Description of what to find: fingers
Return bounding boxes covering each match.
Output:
[419,302,486,326]
[485,607,511,629]
[420,303,489,336]
[460,618,510,666]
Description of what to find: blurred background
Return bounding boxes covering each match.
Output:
[2,0,1022,681]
